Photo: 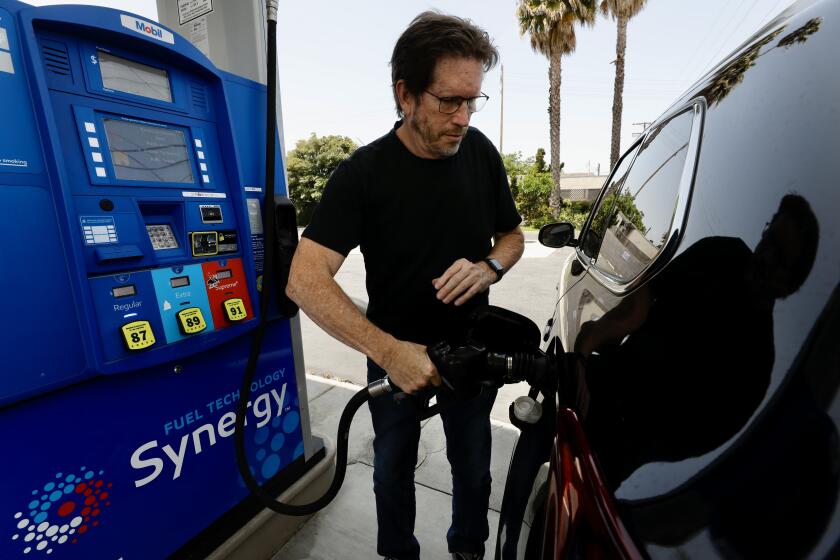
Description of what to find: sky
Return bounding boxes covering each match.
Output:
[26,0,798,173]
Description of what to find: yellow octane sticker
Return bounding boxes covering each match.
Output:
[177,307,207,334]
[121,320,156,350]
[223,298,247,322]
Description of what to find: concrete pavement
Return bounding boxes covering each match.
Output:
[274,375,521,559]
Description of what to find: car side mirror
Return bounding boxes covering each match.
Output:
[538,222,577,248]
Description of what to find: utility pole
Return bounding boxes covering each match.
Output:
[631,121,653,139]
[499,63,504,154]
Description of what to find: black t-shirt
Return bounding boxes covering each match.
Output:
[303,122,521,345]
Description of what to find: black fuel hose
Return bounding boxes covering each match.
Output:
[231,0,376,516]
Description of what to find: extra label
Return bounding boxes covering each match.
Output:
[223,298,247,322]
[176,307,207,334]
[121,320,156,350]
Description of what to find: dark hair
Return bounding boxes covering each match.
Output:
[390,11,499,116]
[778,193,819,295]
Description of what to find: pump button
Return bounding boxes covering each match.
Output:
[223,298,247,322]
[121,320,156,351]
[176,307,207,334]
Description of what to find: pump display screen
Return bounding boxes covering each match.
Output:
[104,119,194,184]
[170,276,190,288]
[111,285,136,298]
[99,51,172,102]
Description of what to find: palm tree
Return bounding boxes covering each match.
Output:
[517,0,597,211]
[601,0,648,170]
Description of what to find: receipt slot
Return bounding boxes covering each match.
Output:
[0,2,322,559]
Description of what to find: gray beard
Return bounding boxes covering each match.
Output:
[408,115,462,158]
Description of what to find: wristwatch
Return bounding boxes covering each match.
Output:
[483,257,505,283]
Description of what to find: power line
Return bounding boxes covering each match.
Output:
[679,0,746,82]
[756,0,791,29]
[696,0,762,78]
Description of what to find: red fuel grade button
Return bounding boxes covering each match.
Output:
[202,259,253,328]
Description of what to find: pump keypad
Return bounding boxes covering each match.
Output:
[121,320,156,350]
[176,307,207,334]
[223,298,247,322]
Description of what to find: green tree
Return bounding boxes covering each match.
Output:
[286,133,357,225]
[516,169,555,228]
[502,151,533,200]
[516,0,597,211]
[534,147,547,172]
[590,191,644,234]
[600,0,648,169]
[555,199,593,231]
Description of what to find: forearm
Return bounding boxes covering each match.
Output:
[291,274,397,365]
[489,227,525,271]
[286,241,397,367]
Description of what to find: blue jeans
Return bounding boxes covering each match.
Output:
[367,359,497,559]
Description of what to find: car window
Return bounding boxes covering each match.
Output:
[593,109,695,281]
[581,144,639,259]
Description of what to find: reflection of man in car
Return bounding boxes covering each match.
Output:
[575,194,819,485]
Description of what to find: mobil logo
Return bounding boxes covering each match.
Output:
[138,21,163,38]
[120,15,175,45]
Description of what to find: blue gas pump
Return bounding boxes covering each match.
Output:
[0,1,323,557]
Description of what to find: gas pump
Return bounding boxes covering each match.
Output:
[0,1,325,558]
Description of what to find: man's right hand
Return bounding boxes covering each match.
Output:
[380,340,442,394]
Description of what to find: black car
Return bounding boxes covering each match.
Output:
[495,0,840,557]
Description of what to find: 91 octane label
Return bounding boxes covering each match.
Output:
[121,320,156,350]
[176,307,207,334]
[223,298,247,322]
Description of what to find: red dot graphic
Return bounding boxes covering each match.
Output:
[107,483,112,488]
[100,492,109,501]
[93,520,99,527]
[84,496,95,506]
[57,502,75,517]
[81,507,91,516]
[92,509,101,517]
[95,481,103,488]
[84,489,92,497]
[84,517,90,522]
[75,483,87,494]
[78,525,88,535]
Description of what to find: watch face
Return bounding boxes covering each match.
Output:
[486,258,504,275]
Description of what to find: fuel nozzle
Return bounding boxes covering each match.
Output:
[427,340,555,398]
[486,350,552,389]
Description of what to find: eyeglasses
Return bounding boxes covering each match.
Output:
[423,90,490,114]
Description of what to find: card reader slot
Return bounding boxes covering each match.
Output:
[95,244,143,263]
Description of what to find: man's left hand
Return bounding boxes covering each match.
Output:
[433,258,496,306]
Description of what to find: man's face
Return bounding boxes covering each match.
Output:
[402,56,484,159]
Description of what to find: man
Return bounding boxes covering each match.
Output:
[286,11,524,560]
